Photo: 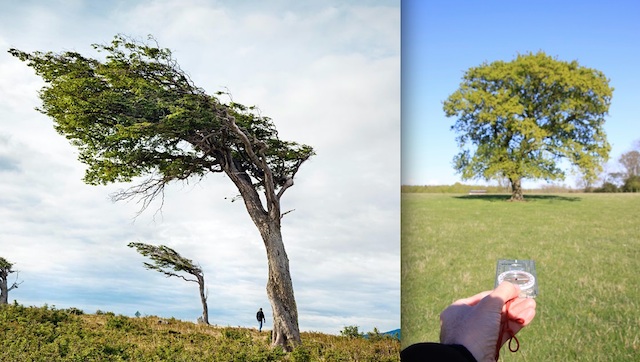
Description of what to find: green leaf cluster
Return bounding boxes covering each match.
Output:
[0,257,14,271]
[443,51,612,185]
[9,35,314,192]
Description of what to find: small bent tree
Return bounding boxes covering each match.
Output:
[443,52,612,201]
[11,35,314,349]
[0,257,22,305]
[128,242,209,324]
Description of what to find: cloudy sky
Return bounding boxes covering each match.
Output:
[403,0,640,187]
[0,0,399,334]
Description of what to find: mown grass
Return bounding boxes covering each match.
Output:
[0,304,399,361]
[401,193,640,361]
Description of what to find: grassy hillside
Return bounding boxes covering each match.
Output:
[402,193,640,361]
[0,303,399,361]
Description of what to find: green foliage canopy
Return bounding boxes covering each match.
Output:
[9,35,314,210]
[622,175,640,192]
[443,52,612,188]
[0,257,14,271]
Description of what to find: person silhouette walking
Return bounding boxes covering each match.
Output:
[256,308,266,332]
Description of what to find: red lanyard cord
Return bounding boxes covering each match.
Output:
[495,298,525,360]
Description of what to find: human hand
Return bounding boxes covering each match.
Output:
[439,282,536,362]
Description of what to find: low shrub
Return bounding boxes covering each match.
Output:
[291,345,311,362]
[594,182,619,193]
[622,175,640,192]
[66,307,84,315]
[0,304,400,361]
[106,314,137,332]
[340,325,362,338]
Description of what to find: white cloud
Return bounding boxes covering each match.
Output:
[0,0,399,334]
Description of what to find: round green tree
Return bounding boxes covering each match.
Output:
[443,52,612,200]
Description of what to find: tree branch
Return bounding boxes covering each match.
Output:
[8,271,23,292]
[280,209,295,219]
[159,270,198,283]
[276,177,294,200]
[214,102,279,216]
[111,175,167,217]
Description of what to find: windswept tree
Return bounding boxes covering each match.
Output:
[444,52,612,200]
[0,257,22,305]
[128,242,209,324]
[10,35,314,349]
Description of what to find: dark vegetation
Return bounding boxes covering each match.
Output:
[0,303,400,361]
[591,175,640,193]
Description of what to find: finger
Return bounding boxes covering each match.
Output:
[501,298,536,341]
[507,298,537,326]
[490,281,520,303]
[506,298,536,317]
[452,290,492,306]
[506,307,536,335]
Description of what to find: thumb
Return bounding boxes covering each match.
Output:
[491,281,520,304]
[475,281,520,313]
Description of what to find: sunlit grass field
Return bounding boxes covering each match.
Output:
[401,193,640,361]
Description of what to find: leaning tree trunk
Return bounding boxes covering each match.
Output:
[224,156,301,351]
[242,208,300,351]
[510,178,525,201]
[259,221,301,350]
[197,274,209,325]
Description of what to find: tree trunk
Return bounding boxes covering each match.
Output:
[0,270,9,304]
[0,283,7,305]
[197,275,209,325]
[260,222,301,351]
[224,158,301,351]
[510,178,525,201]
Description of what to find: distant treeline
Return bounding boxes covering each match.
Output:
[401,184,508,194]
[401,183,582,194]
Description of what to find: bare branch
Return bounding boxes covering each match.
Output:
[280,209,295,219]
[276,152,312,200]
[209,98,278,214]
[276,177,294,200]
[110,176,167,217]
[160,271,198,283]
[8,271,23,292]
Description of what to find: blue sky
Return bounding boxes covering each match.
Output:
[402,0,640,187]
[0,0,399,334]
